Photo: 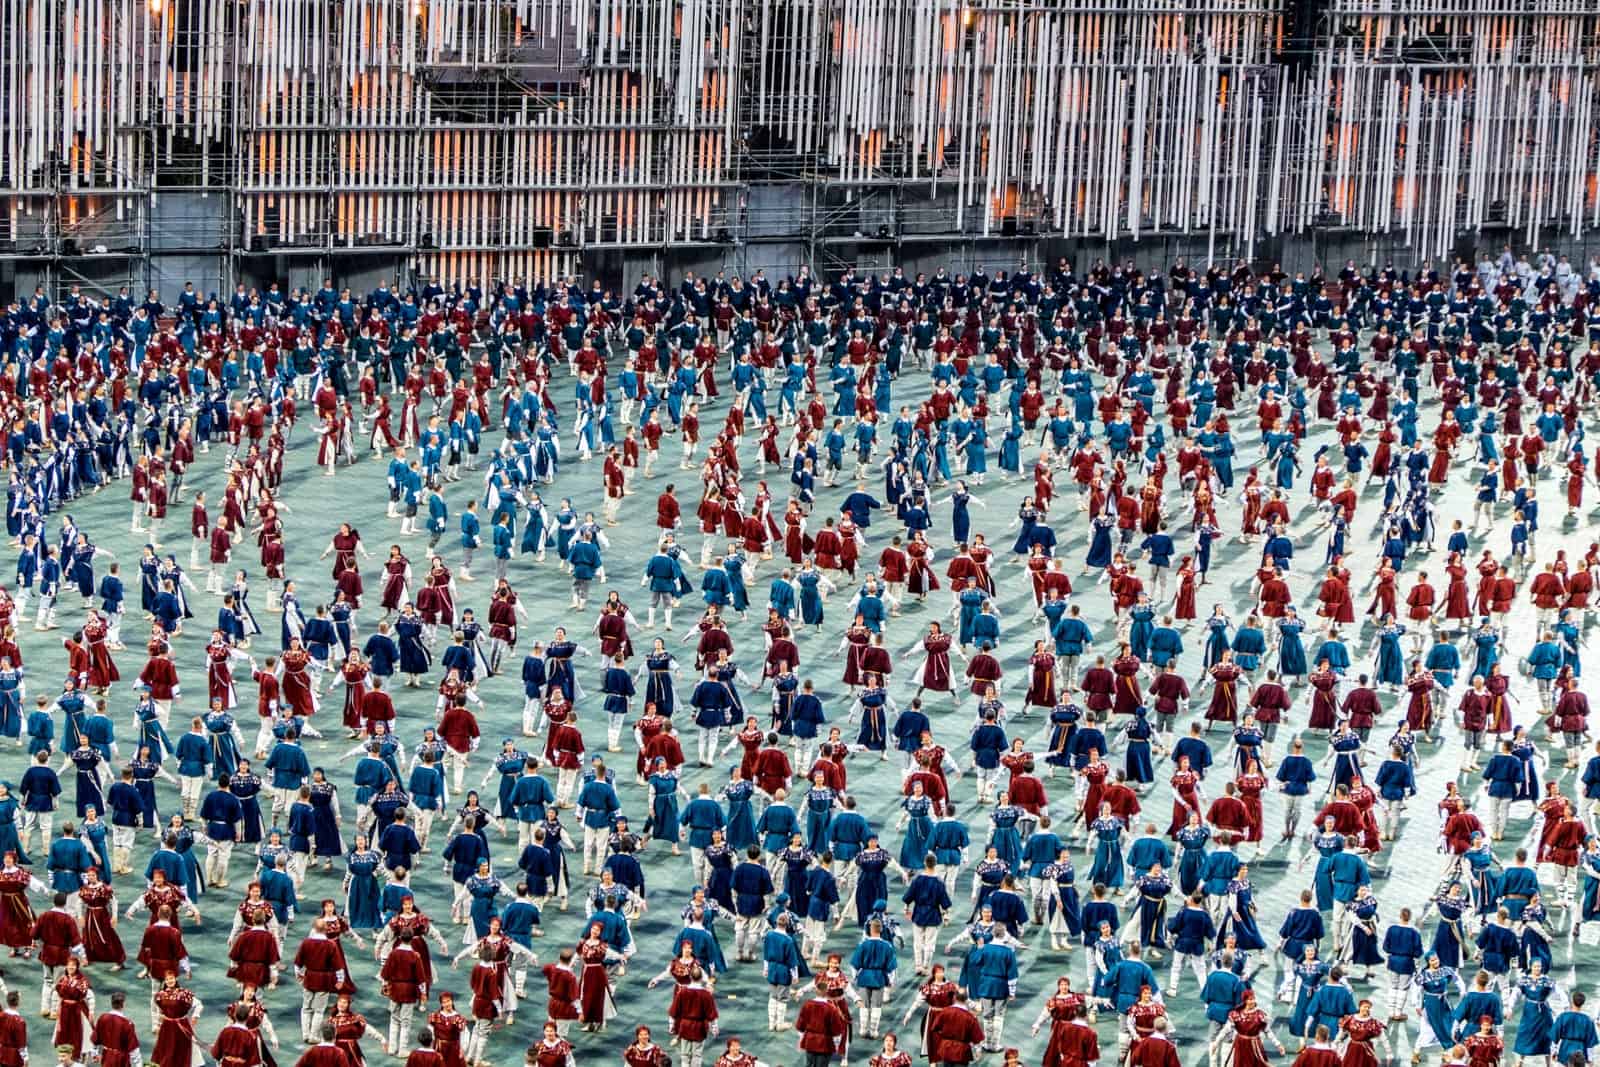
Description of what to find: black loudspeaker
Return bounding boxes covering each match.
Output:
[532,226,553,248]
[60,238,81,257]
[1276,0,1328,72]
[1001,217,1018,238]
[261,203,281,246]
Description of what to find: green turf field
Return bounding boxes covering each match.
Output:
[0,335,1585,1067]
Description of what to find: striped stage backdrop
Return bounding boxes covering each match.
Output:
[4,0,1600,282]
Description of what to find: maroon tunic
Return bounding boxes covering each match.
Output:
[81,883,125,965]
[1205,664,1243,723]
[919,635,953,692]
[93,1012,142,1067]
[150,987,200,1067]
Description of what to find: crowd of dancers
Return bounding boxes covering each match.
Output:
[0,249,1598,1067]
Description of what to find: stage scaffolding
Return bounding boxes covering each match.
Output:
[3,0,1600,294]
